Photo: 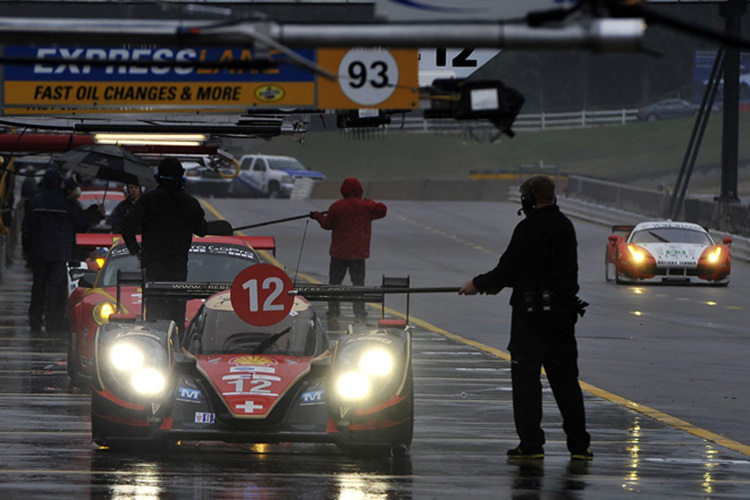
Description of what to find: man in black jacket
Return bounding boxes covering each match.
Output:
[22,168,96,332]
[107,183,142,233]
[459,175,591,461]
[122,158,207,332]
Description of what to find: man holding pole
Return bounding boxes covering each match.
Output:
[310,177,387,327]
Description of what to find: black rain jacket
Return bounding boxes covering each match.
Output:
[472,204,579,310]
[122,180,207,280]
[22,171,94,262]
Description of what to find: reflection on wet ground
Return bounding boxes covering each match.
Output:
[0,256,749,499]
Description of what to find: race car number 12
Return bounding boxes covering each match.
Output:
[230,264,294,326]
[339,49,398,106]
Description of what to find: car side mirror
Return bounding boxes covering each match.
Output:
[723,237,733,245]
[75,270,98,288]
[608,235,619,243]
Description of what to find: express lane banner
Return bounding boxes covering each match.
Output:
[2,45,317,114]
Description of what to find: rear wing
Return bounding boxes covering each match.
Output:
[116,271,233,314]
[76,233,125,248]
[76,233,274,255]
[235,236,276,256]
[132,275,455,325]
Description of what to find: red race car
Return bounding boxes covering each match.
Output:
[91,284,414,456]
[68,233,275,387]
[605,221,731,285]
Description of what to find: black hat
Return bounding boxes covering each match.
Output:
[157,157,184,179]
[42,168,62,190]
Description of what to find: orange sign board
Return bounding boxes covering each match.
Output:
[317,48,419,110]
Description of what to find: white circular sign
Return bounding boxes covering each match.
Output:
[338,49,398,106]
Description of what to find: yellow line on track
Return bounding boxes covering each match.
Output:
[198,199,750,456]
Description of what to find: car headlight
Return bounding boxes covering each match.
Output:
[93,301,117,325]
[110,342,144,371]
[336,372,371,400]
[109,341,167,396]
[707,246,722,263]
[281,174,293,183]
[131,368,167,395]
[335,348,395,401]
[627,244,646,263]
[359,348,393,377]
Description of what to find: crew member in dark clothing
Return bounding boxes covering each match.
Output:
[107,183,142,233]
[459,175,592,461]
[122,158,207,333]
[22,168,96,332]
[311,177,387,325]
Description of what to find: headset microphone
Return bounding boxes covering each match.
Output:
[518,185,537,216]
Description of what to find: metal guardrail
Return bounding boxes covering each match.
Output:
[387,109,638,133]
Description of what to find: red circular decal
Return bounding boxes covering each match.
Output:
[230,264,294,326]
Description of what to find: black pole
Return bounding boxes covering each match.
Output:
[670,46,724,222]
[668,47,725,219]
[718,0,745,203]
[231,211,327,231]
[291,286,461,296]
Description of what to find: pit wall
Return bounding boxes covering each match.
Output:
[311,179,514,202]
[313,175,750,237]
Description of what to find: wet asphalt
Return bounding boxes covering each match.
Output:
[1,244,750,499]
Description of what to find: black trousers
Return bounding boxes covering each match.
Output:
[508,306,590,453]
[327,257,366,319]
[29,260,67,331]
[143,265,187,334]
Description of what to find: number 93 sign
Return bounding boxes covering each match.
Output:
[317,48,418,110]
[230,264,295,326]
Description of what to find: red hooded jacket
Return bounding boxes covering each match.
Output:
[312,177,387,260]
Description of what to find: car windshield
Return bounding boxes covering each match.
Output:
[630,227,713,245]
[98,243,259,287]
[184,296,326,357]
[268,158,307,171]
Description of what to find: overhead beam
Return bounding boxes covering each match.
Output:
[0,18,645,51]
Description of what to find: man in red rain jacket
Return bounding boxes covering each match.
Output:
[311,177,387,325]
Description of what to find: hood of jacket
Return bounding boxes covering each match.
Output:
[41,168,62,191]
[340,177,363,198]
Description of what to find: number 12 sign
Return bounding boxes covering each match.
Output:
[230,264,295,326]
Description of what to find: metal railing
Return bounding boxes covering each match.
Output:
[386,108,638,133]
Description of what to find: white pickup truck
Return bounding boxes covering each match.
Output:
[230,154,326,198]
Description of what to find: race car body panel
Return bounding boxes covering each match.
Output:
[195,354,315,419]
[605,221,731,285]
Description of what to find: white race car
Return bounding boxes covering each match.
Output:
[605,221,732,285]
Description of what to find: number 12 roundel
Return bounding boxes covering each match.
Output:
[230,264,295,327]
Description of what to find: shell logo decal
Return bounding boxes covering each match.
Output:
[230,355,277,366]
[255,85,285,102]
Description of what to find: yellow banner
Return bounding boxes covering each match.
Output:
[4,81,315,110]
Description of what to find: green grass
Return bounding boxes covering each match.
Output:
[225,113,750,183]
